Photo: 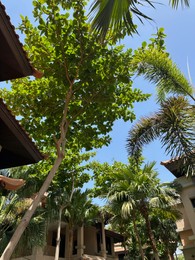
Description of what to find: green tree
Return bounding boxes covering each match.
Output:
[46,154,92,260]
[0,194,18,253]
[1,1,149,257]
[127,31,195,175]
[150,215,181,259]
[107,198,144,259]
[89,0,190,41]
[131,29,194,102]
[127,96,195,176]
[95,159,181,260]
[63,189,98,259]
[0,193,47,258]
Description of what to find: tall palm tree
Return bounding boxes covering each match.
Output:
[46,187,74,260]
[131,39,195,102]
[107,160,181,260]
[0,194,47,258]
[127,37,195,175]
[150,215,181,259]
[127,96,195,176]
[63,189,98,259]
[89,0,190,40]
[107,199,145,259]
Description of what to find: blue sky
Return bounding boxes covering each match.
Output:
[1,0,195,184]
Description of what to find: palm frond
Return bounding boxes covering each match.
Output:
[159,96,195,158]
[89,0,150,41]
[127,96,195,176]
[127,113,161,156]
[170,0,190,8]
[132,48,194,102]
[89,0,190,41]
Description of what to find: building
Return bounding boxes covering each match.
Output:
[0,2,41,81]
[13,220,124,260]
[0,1,43,188]
[161,158,195,259]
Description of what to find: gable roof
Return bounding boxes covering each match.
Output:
[161,158,184,178]
[0,98,43,169]
[161,152,195,178]
[0,2,43,170]
[0,2,41,81]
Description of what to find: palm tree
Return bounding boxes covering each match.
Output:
[107,160,181,260]
[0,193,47,258]
[127,96,195,176]
[0,194,18,254]
[150,215,181,259]
[107,199,145,259]
[46,187,73,260]
[89,0,190,41]
[131,35,195,102]
[63,189,98,259]
[127,36,195,174]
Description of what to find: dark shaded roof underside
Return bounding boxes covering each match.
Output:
[0,99,43,169]
[0,2,35,81]
[161,158,185,178]
[105,229,124,243]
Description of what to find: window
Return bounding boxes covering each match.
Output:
[190,198,195,208]
[97,233,101,253]
[52,231,65,257]
[106,236,112,255]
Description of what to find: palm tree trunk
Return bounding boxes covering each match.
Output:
[132,213,145,260]
[168,254,175,260]
[141,206,160,260]
[0,156,64,260]
[67,225,73,260]
[168,248,175,260]
[54,206,64,260]
[165,244,175,260]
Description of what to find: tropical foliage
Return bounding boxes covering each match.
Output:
[132,28,194,102]
[127,33,195,175]
[0,0,149,257]
[89,0,190,41]
[92,158,181,259]
[0,0,191,258]
[0,193,47,257]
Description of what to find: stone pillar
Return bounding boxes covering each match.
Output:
[111,237,114,256]
[32,246,44,260]
[77,225,85,257]
[100,220,107,258]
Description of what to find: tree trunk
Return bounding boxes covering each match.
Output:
[54,206,64,260]
[0,156,63,260]
[67,225,73,260]
[168,254,175,260]
[141,206,160,260]
[166,244,175,260]
[132,213,145,260]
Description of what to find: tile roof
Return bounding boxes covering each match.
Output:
[0,2,42,81]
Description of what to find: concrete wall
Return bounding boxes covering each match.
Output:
[84,226,98,255]
[177,176,195,234]
[176,176,195,258]
[179,229,194,247]
[182,247,195,260]
[176,203,191,231]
